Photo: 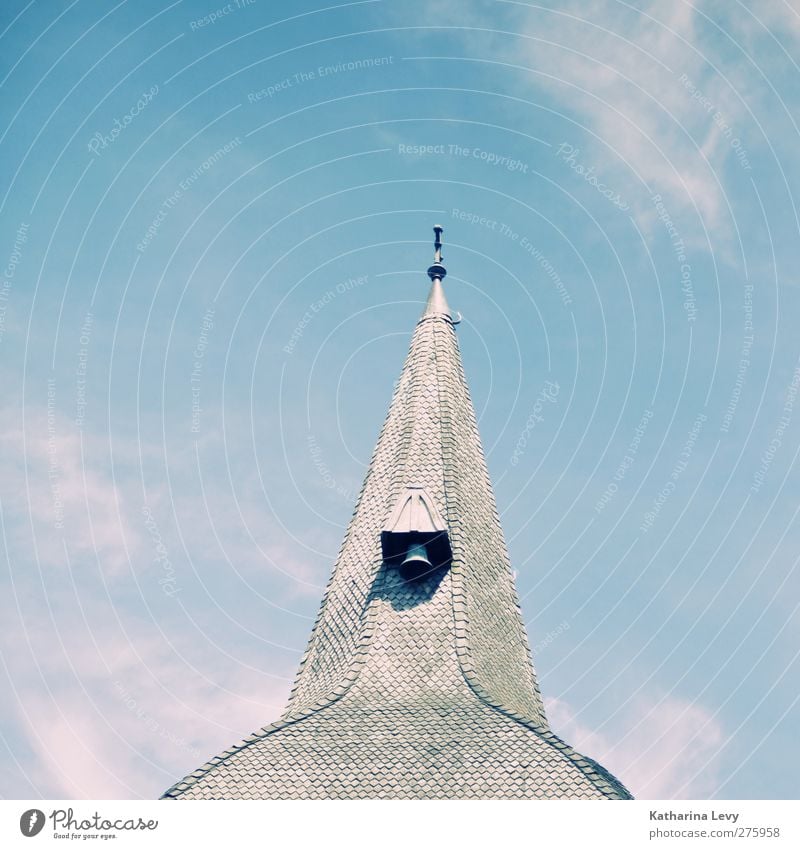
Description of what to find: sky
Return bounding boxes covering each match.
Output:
[1,0,799,801]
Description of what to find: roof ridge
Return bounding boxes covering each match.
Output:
[446,537,630,798]
[451,631,633,798]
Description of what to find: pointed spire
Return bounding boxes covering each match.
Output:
[161,225,633,800]
[281,223,548,727]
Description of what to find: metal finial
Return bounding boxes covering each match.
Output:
[427,225,447,281]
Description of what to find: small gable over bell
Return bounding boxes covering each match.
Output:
[381,486,453,580]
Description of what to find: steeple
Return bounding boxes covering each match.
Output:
[162,228,632,800]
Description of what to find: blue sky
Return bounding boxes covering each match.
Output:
[1,0,799,800]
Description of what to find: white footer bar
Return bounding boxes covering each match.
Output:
[2,799,797,848]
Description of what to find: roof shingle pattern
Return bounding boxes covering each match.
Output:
[162,276,632,800]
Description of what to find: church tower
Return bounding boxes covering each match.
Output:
[163,228,632,799]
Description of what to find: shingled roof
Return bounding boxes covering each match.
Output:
[162,229,633,800]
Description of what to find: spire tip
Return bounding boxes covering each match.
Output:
[427,225,446,281]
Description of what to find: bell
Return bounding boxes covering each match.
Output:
[400,542,433,581]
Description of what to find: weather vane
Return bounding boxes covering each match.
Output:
[433,224,443,264]
[428,224,447,281]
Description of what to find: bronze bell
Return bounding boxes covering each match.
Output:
[399,542,433,581]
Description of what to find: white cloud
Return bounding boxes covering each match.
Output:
[547,694,725,798]
[722,0,800,48]
[0,415,140,576]
[1,620,293,799]
[508,1,738,233]
[0,399,328,602]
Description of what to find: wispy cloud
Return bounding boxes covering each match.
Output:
[1,618,293,798]
[0,404,313,798]
[0,413,140,576]
[547,695,725,798]
[507,1,740,234]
